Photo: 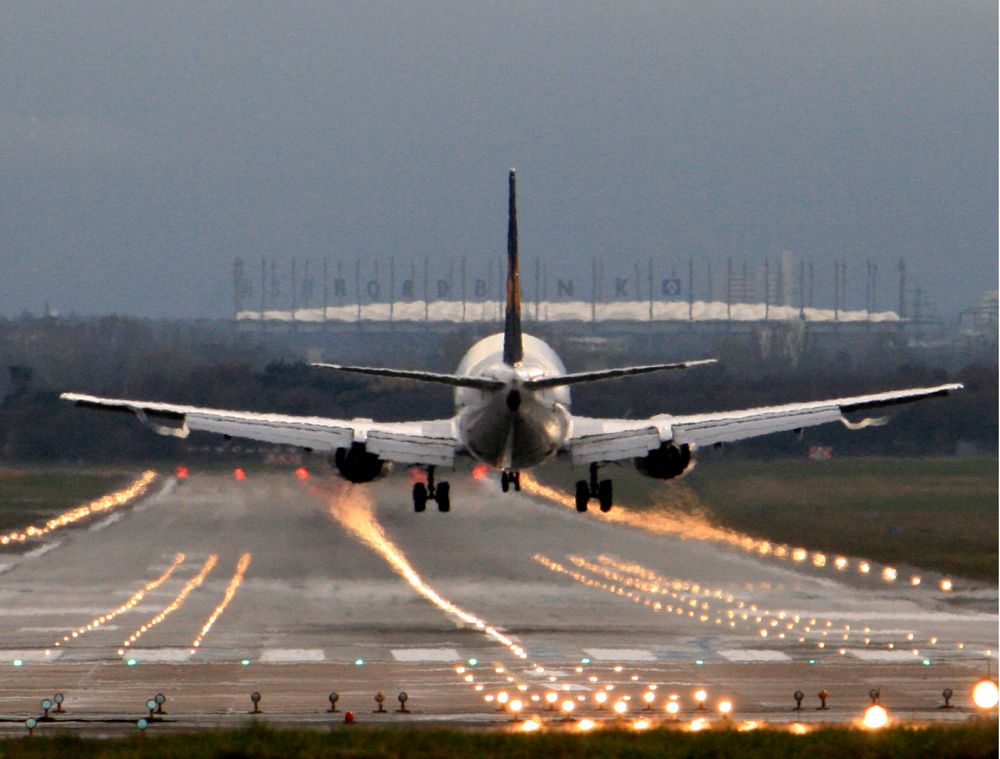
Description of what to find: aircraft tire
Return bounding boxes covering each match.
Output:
[501,472,510,493]
[436,482,450,512]
[575,481,590,512]
[413,483,428,513]
[598,480,613,512]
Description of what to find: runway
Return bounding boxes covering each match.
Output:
[0,468,995,735]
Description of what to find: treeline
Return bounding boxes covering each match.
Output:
[0,316,994,463]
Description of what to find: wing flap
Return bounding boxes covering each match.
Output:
[366,430,456,467]
[569,426,661,466]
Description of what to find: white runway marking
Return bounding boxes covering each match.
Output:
[22,542,62,560]
[391,647,461,662]
[20,625,120,633]
[0,649,62,662]
[2,607,123,616]
[717,649,793,662]
[88,513,124,531]
[259,648,326,663]
[125,648,192,663]
[849,649,921,662]
[583,648,657,661]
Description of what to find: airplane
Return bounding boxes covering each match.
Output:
[62,170,962,514]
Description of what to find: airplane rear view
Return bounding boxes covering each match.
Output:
[62,171,962,513]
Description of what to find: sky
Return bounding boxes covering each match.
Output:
[0,3,995,319]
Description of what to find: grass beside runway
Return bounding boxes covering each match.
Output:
[0,721,996,759]
[539,456,998,583]
[0,469,131,533]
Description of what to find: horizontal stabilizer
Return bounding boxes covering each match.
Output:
[525,359,717,390]
[310,363,504,391]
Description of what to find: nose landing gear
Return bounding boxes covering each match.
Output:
[413,466,450,512]
[575,463,613,513]
[500,470,521,493]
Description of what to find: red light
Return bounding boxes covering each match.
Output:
[295,467,309,480]
[472,464,490,481]
[408,467,427,485]
[233,468,247,481]
[175,466,189,479]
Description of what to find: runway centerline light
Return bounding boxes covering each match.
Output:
[971,679,999,710]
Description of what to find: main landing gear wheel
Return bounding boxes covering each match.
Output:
[412,482,428,513]
[436,482,450,512]
[576,463,614,513]
[413,466,450,513]
[500,471,521,493]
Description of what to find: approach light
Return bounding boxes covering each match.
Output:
[519,717,540,732]
[642,691,655,709]
[594,691,608,708]
[509,699,523,717]
[496,691,509,706]
[561,699,575,716]
[689,717,708,732]
[632,718,651,731]
[971,679,999,710]
[694,689,708,709]
[861,704,889,729]
[665,701,680,717]
[577,718,596,732]
[718,699,733,716]
[612,700,628,716]
[545,692,558,710]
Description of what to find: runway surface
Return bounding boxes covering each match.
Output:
[0,468,995,735]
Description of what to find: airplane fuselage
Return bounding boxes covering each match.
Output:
[454,333,572,470]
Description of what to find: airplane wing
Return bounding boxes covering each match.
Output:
[60,393,459,467]
[566,383,962,465]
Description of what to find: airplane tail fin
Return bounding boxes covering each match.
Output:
[503,169,523,366]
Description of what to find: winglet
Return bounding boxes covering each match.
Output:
[503,168,523,366]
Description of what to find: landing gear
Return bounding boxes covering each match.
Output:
[575,463,614,513]
[500,470,521,493]
[413,466,450,513]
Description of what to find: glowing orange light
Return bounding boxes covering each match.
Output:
[472,464,490,481]
[718,699,733,715]
[294,467,309,480]
[1,472,157,546]
[689,717,708,732]
[175,466,189,479]
[972,679,999,710]
[790,722,809,735]
[55,553,184,648]
[519,718,540,732]
[612,700,627,716]
[862,704,889,729]
[189,553,251,653]
[233,468,247,481]
[577,718,596,732]
[561,699,575,715]
[120,555,217,651]
[327,485,528,658]
[666,701,680,716]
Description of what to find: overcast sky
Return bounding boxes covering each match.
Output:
[1,2,995,319]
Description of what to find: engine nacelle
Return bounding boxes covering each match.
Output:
[634,442,693,480]
[333,443,384,483]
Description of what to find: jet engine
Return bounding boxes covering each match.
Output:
[332,443,384,483]
[634,442,693,480]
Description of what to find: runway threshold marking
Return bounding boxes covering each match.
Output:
[717,649,793,662]
[391,648,461,662]
[583,648,657,662]
[119,555,217,655]
[259,648,326,663]
[0,649,62,663]
[53,553,186,650]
